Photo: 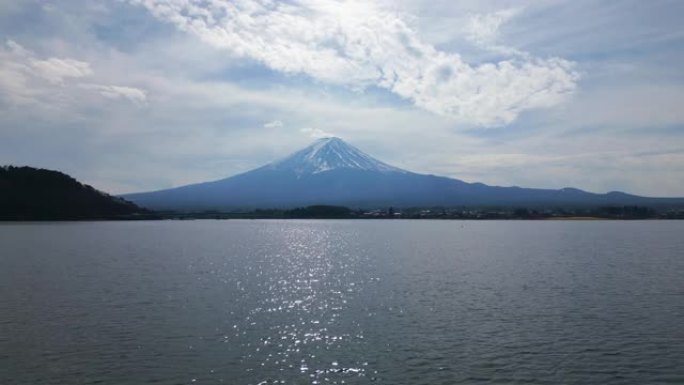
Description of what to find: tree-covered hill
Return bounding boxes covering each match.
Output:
[0,166,148,220]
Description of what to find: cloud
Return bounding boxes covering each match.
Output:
[263,120,283,128]
[126,0,579,127]
[465,8,520,46]
[300,127,334,139]
[79,84,147,104]
[2,39,92,86]
[464,8,526,56]
[30,57,92,84]
[0,40,146,106]
[5,39,31,56]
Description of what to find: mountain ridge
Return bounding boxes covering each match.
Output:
[121,138,684,210]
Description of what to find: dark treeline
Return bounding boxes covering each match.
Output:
[370,206,680,219]
[163,205,356,220]
[158,204,684,220]
[0,166,151,220]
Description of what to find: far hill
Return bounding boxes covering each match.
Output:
[122,137,684,211]
[0,166,148,220]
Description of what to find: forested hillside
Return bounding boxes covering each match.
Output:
[0,166,146,220]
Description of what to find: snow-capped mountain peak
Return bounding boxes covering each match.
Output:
[268,137,406,175]
[123,136,683,211]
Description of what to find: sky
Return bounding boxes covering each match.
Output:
[1,0,683,197]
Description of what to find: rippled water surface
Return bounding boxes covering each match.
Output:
[1,220,683,384]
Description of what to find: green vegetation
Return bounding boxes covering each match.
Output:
[0,166,151,220]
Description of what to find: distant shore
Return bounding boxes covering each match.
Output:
[1,216,678,221]
[145,205,683,221]
[3,204,684,221]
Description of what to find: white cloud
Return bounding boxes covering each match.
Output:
[465,8,520,47]
[127,0,578,127]
[300,127,334,139]
[263,120,283,128]
[0,42,34,104]
[79,84,147,104]
[5,39,31,56]
[0,40,146,107]
[1,40,92,89]
[29,57,92,84]
[463,8,527,56]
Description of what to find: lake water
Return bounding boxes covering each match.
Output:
[1,220,683,384]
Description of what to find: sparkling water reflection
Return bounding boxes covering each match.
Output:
[1,220,683,385]
[227,225,375,384]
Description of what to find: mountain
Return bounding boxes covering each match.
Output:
[0,166,147,220]
[122,137,684,210]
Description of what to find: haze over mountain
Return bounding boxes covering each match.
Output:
[122,138,684,211]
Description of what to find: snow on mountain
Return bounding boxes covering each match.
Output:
[267,137,407,175]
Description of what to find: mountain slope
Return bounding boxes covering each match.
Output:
[0,166,147,220]
[122,138,684,210]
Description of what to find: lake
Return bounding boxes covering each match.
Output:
[1,220,683,384]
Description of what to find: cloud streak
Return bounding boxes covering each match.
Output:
[30,57,92,84]
[0,39,145,107]
[300,127,334,139]
[127,0,579,127]
[79,84,147,105]
[263,120,283,128]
